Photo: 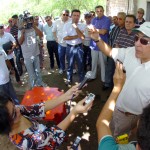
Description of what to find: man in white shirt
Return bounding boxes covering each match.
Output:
[63,9,85,85]
[43,16,60,71]
[0,49,19,104]
[52,10,71,74]
[89,22,150,137]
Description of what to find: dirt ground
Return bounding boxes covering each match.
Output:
[0,49,112,150]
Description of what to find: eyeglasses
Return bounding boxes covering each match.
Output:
[0,26,4,29]
[46,19,50,22]
[63,14,69,17]
[135,34,150,45]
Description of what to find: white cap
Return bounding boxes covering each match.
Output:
[133,22,150,37]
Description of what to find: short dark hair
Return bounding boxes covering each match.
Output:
[45,16,52,20]
[63,9,70,14]
[71,9,80,16]
[95,5,104,11]
[126,14,136,23]
[90,11,95,17]
[12,15,18,19]
[0,95,12,135]
[137,104,150,150]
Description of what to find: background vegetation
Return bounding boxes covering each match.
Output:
[0,0,105,23]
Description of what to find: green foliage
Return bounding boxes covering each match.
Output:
[0,0,105,24]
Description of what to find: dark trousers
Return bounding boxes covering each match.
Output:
[105,57,115,87]
[9,58,20,82]
[14,48,23,76]
[47,41,60,69]
[0,80,19,104]
[83,45,91,71]
[66,44,84,82]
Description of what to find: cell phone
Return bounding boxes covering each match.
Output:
[71,136,81,150]
[85,93,95,104]
[116,59,126,73]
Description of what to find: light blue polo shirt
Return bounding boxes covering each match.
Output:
[98,135,136,150]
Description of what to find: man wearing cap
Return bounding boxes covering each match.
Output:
[88,22,150,138]
[135,8,145,28]
[52,10,71,74]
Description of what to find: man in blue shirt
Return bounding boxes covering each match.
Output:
[88,5,111,86]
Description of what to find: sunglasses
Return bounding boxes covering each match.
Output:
[135,35,150,45]
[118,18,123,21]
[46,19,50,22]
[0,26,4,29]
[63,14,69,16]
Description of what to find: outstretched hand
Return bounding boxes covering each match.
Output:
[64,84,81,101]
[72,97,93,115]
[87,25,100,41]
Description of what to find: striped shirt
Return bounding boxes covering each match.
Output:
[10,25,18,39]
[108,26,122,47]
[114,28,135,48]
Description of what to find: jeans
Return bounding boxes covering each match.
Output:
[9,58,20,82]
[0,80,19,104]
[24,55,43,88]
[105,57,115,87]
[47,41,60,69]
[66,44,84,82]
[83,45,91,71]
[39,44,44,68]
[14,48,23,76]
[58,44,66,71]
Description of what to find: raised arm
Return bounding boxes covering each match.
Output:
[44,84,80,112]
[96,61,126,142]
[88,27,112,57]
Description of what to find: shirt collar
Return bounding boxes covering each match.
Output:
[142,60,150,70]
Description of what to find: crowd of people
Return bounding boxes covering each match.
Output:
[0,4,150,150]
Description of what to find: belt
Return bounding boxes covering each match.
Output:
[67,43,82,48]
[117,109,137,116]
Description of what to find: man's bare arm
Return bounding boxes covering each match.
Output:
[63,35,78,41]
[88,28,112,57]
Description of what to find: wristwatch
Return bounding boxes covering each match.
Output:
[94,39,100,43]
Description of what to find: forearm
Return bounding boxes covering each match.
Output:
[19,34,25,45]
[44,93,68,112]
[57,110,76,131]
[6,60,13,69]
[97,29,108,35]
[64,35,78,40]
[96,86,122,142]
[75,28,85,40]
[53,32,58,42]
[34,26,43,38]
[96,39,112,57]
